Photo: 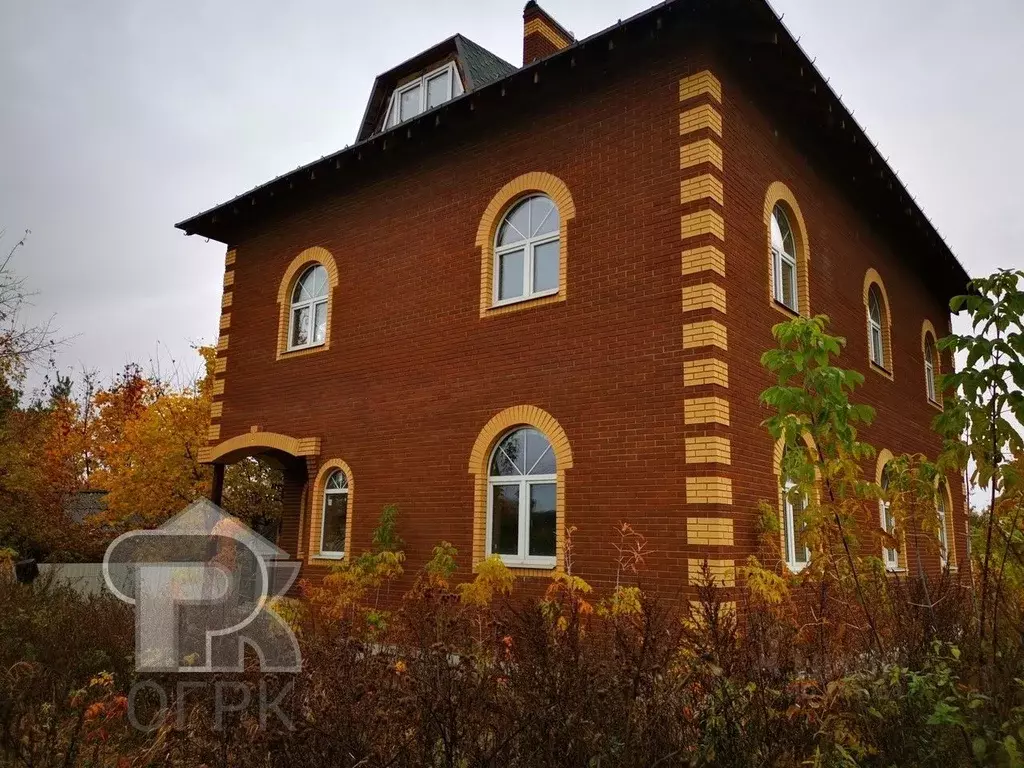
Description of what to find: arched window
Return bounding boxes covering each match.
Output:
[487,427,557,567]
[780,448,809,572]
[289,264,329,351]
[868,286,886,368]
[319,469,348,557]
[879,465,899,570]
[771,205,799,312]
[493,195,560,305]
[923,330,941,404]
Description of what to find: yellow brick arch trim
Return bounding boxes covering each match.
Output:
[475,172,577,317]
[203,431,321,464]
[921,319,942,407]
[772,432,820,571]
[308,458,355,564]
[874,447,907,569]
[764,182,811,318]
[276,246,340,360]
[468,405,574,575]
[863,268,894,380]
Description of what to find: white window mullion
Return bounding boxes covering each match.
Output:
[518,478,529,563]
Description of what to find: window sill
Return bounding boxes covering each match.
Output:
[483,290,564,318]
[771,299,801,319]
[310,553,345,565]
[927,397,944,412]
[498,556,557,573]
[869,361,894,381]
[278,341,328,361]
[884,566,906,575]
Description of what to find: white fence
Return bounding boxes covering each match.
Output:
[37,563,131,598]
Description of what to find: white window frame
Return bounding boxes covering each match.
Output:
[492,195,560,308]
[868,290,885,368]
[937,490,949,569]
[925,338,938,402]
[485,431,557,569]
[383,62,462,129]
[879,470,899,570]
[782,477,810,572]
[771,206,799,312]
[318,470,348,559]
[287,265,329,352]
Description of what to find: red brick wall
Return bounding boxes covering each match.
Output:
[215,45,963,597]
[718,66,966,577]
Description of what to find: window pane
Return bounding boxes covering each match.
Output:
[498,200,530,246]
[321,493,347,553]
[533,240,559,293]
[313,301,328,344]
[781,259,796,310]
[426,72,449,109]
[291,306,310,348]
[530,196,558,236]
[792,494,808,563]
[400,85,421,121]
[491,484,520,556]
[871,326,884,366]
[326,470,347,490]
[498,250,525,300]
[525,429,554,475]
[528,483,556,558]
[491,430,525,476]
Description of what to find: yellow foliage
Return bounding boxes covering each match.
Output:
[740,556,790,607]
[458,555,514,607]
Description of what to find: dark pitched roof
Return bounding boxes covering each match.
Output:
[456,35,518,90]
[354,34,516,143]
[176,0,971,302]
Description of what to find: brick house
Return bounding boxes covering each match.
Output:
[179,0,971,596]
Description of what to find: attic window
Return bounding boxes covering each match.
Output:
[384,62,464,129]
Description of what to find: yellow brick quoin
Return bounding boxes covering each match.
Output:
[210,401,223,419]
[686,517,734,546]
[219,313,231,331]
[680,139,723,171]
[681,210,725,242]
[212,380,225,397]
[686,476,733,505]
[683,396,730,425]
[683,358,729,388]
[223,271,235,287]
[685,436,731,465]
[687,558,736,587]
[225,249,236,267]
[681,245,726,277]
[680,174,724,206]
[221,291,233,309]
[679,104,722,137]
[682,283,727,314]
[214,358,227,375]
[682,320,728,350]
[678,71,722,103]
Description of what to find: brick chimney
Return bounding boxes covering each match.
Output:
[523,1,573,65]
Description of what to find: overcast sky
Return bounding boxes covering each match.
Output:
[2,0,1022,392]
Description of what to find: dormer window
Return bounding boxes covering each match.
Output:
[384,62,464,129]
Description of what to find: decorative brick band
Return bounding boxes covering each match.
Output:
[524,17,571,50]
[683,358,728,388]
[688,558,736,587]
[683,396,730,426]
[681,245,725,277]
[682,320,728,350]
[685,436,731,465]
[200,432,321,465]
[682,283,727,314]
[686,517,734,546]
[686,476,733,505]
